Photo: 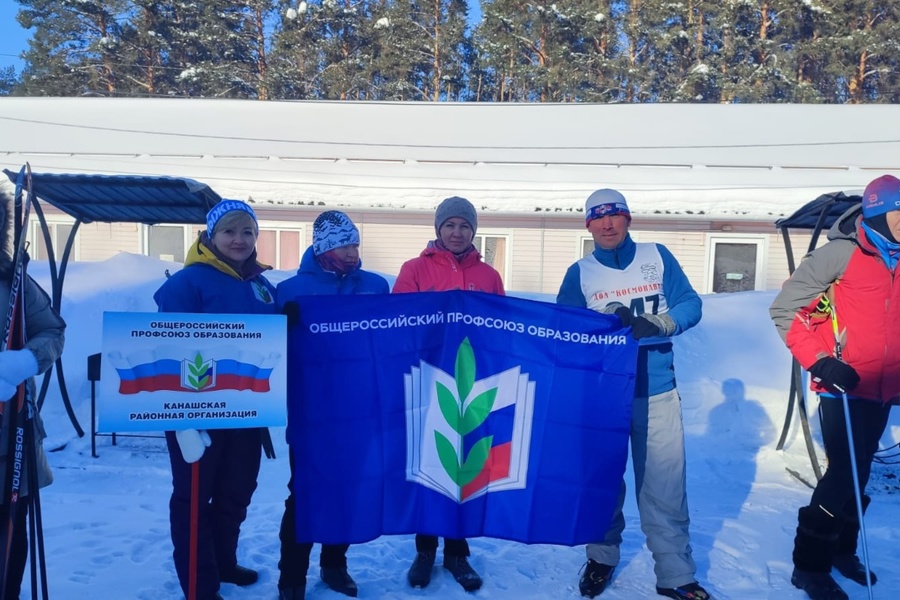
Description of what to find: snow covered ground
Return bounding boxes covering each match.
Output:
[23,253,900,600]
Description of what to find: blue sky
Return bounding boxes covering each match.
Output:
[0,0,483,75]
[1,0,27,72]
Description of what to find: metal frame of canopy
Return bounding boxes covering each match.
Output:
[2,167,222,444]
[773,191,862,484]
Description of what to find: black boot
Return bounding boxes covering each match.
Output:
[791,506,847,600]
[407,551,436,588]
[791,571,848,600]
[833,494,876,586]
[320,565,358,597]
[220,564,258,586]
[443,555,482,592]
[579,559,614,598]
[278,583,306,600]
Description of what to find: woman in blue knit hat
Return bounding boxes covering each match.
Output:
[275,210,389,600]
[154,199,277,600]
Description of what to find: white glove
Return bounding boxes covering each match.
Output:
[175,429,212,463]
[0,349,39,400]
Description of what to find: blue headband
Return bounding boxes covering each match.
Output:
[206,199,257,235]
[586,202,631,224]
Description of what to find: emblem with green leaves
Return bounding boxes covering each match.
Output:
[187,353,212,390]
[434,338,498,492]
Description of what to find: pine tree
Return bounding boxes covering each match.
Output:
[0,67,18,96]
[15,0,132,96]
[317,0,375,99]
[113,0,173,97]
[722,0,800,102]
[367,1,424,99]
[10,0,900,102]
[158,0,262,98]
[529,1,614,102]
[413,0,471,101]
[643,0,723,102]
[243,0,276,100]
[476,0,605,102]
[823,0,900,103]
[565,1,624,102]
[773,0,830,103]
[269,0,375,100]
[269,0,324,98]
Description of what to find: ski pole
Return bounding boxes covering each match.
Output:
[188,462,199,600]
[829,305,874,600]
[25,402,49,600]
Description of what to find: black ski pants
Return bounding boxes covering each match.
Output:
[278,452,349,588]
[809,395,891,518]
[165,428,262,600]
[415,534,470,557]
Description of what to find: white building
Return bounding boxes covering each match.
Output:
[3,98,898,293]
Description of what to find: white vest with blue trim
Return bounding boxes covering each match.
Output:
[578,243,669,316]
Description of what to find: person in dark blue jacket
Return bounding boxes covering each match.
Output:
[557,189,707,600]
[154,199,277,600]
[276,211,388,600]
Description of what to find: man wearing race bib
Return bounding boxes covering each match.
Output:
[557,189,707,600]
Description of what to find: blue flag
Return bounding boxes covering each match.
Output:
[287,291,637,545]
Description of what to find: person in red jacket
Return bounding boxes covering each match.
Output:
[393,196,503,593]
[769,174,900,600]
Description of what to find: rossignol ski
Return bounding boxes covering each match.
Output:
[0,164,46,600]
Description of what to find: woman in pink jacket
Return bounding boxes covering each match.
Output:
[393,196,503,593]
[393,196,504,295]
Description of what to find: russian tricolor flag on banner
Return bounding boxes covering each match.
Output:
[108,350,278,394]
[286,291,637,546]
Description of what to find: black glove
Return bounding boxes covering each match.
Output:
[612,306,633,328]
[281,301,300,328]
[630,316,662,340]
[808,357,860,394]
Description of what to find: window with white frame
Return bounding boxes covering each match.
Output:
[256,222,305,271]
[30,220,79,261]
[581,236,594,258]
[144,222,305,269]
[705,234,767,293]
[146,224,191,263]
[473,233,509,283]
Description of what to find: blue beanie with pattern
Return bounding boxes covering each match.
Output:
[313,211,360,256]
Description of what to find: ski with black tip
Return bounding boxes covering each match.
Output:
[0,164,36,599]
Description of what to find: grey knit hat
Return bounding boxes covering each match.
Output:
[434,196,477,236]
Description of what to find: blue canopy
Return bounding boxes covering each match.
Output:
[1,170,221,225]
[774,191,861,231]
[1,167,225,440]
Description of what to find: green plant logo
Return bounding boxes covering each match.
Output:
[186,353,213,390]
[434,338,498,489]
